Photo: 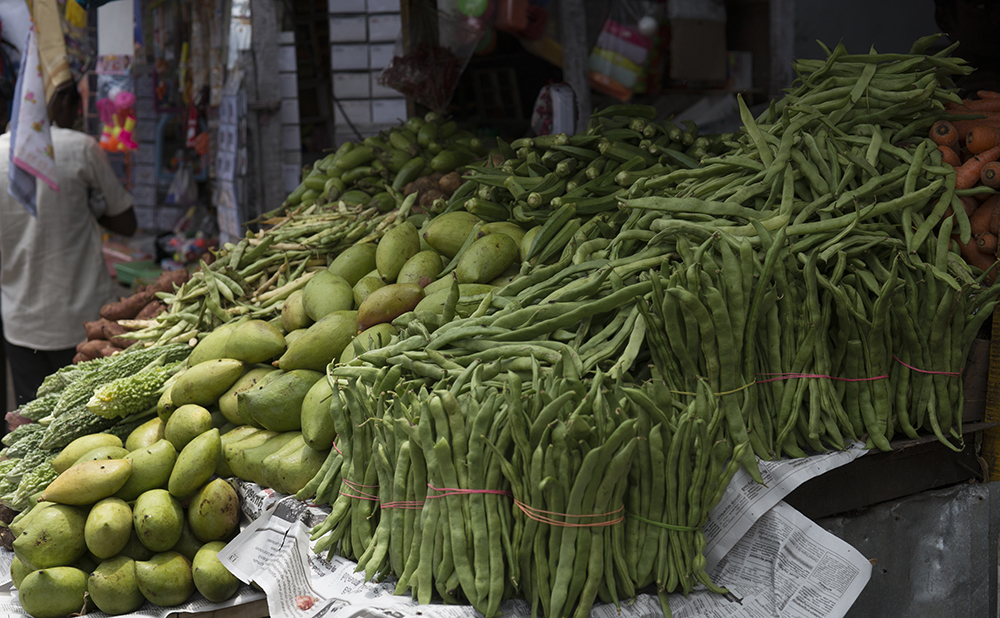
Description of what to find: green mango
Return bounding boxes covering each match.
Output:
[170,521,206,562]
[135,551,195,607]
[188,478,240,542]
[218,366,280,426]
[352,274,386,307]
[192,542,241,602]
[281,289,313,332]
[18,567,89,618]
[40,459,133,506]
[126,417,167,451]
[115,439,178,501]
[88,556,146,615]
[52,434,122,474]
[187,318,247,367]
[224,430,278,481]
[300,377,336,449]
[216,426,264,477]
[225,319,286,364]
[168,428,221,498]
[262,436,330,496]
[396,249,444,286]
[133,490,184,553]
[10,556,33,589]
[164,404,214,450]
[85,497,133,559]
[356,283,425,331]
[72,445,130,467]
[328,242,378,287]
[478,221,527,245]
[169,359,245,408]
[339,323,397,364]
[376,221,421,283]
[242,432,302,487]
[455,233,519,284]
[302,271,355,321]
[13,504,88,570]
[277,310,359,372]
[423,211,482,258]
[238,370,323,432]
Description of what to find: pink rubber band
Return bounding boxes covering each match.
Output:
[426,484,514,498]
[340,479,379,501]
[892,355,963,377]
[332,441,343,456]
[381,501,425,510]
[514,500,625,527]
[755,372,888,384]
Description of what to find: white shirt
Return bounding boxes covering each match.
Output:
[0,127,133,350]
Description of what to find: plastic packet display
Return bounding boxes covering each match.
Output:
[377,3,482,111]
[588,0,661,101]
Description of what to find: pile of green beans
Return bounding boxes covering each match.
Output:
[303,349,741,618]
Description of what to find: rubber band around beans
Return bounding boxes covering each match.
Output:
[514,501,625,527]
[624,511,701,532]
[892,355,964,377]
[426,484,514,498]
[754,372,889,383]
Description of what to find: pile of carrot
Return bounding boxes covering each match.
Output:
[931,91,1000,276]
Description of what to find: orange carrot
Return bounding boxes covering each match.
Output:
[930,120,959,149]
[939,144,962,167]
[962,98,1000,112]
[978,232,998,255]
[982,161,1000,188]
[967,125,1000,154]
[979,91,1000,99]
[956,145,1000,189]
[955,234,1000,282]
[948,116,1000,139]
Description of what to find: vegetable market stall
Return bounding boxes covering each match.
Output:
[0,32,998,618]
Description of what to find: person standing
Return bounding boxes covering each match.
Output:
[0,83,136,408]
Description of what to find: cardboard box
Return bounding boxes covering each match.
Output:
[371,98,407,124]
[330,16,367,43]
[329,0,366,13]
[370,70,398,98]
[333,72,371,99]
[367,0,399,12]
[331,44,369,71]
[369,43,396,70]
[335,99,372,126]
[669,18,727,83]
[367,13,401,42]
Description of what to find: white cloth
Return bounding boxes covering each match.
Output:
[0,127,133,350]
[9,24,58,216]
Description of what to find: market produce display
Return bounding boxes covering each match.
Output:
[4,32,1000,618]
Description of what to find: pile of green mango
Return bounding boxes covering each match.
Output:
[9,424,243,618]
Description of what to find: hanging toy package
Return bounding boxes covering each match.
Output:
[588,0,662,102]
[378,1,483,112]
[96,56,138,152]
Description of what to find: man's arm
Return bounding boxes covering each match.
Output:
[99,208,137,236]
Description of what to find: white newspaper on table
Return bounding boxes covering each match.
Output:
[218,443,873,618]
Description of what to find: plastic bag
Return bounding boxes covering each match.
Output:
[588,0,661,101]
[165,160,198,206]
[378,2,483,112]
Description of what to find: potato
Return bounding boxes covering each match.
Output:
[76,339,114,357]
[102,321,137,349]
[438,171,463,195]
[100,289,154,321]
[99,345,124,358]
[419,189,446,208]
[136,300,166,320]
[84,319,110,340]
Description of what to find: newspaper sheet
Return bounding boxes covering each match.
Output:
[217,444,873,618]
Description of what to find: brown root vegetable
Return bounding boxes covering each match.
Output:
[72,352,91,364]
[978,232,999,255]
[147,268,189,293]
[76,339,114,357]
[135,300,166,320]
[970,195,1000,236]
[956,233,1000,283]
[102,321,137,349]
[438,171,463,195]
[99,345,124,357]
[419,189,446,208]
[100,289,155,321]
[84,319,110,340]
